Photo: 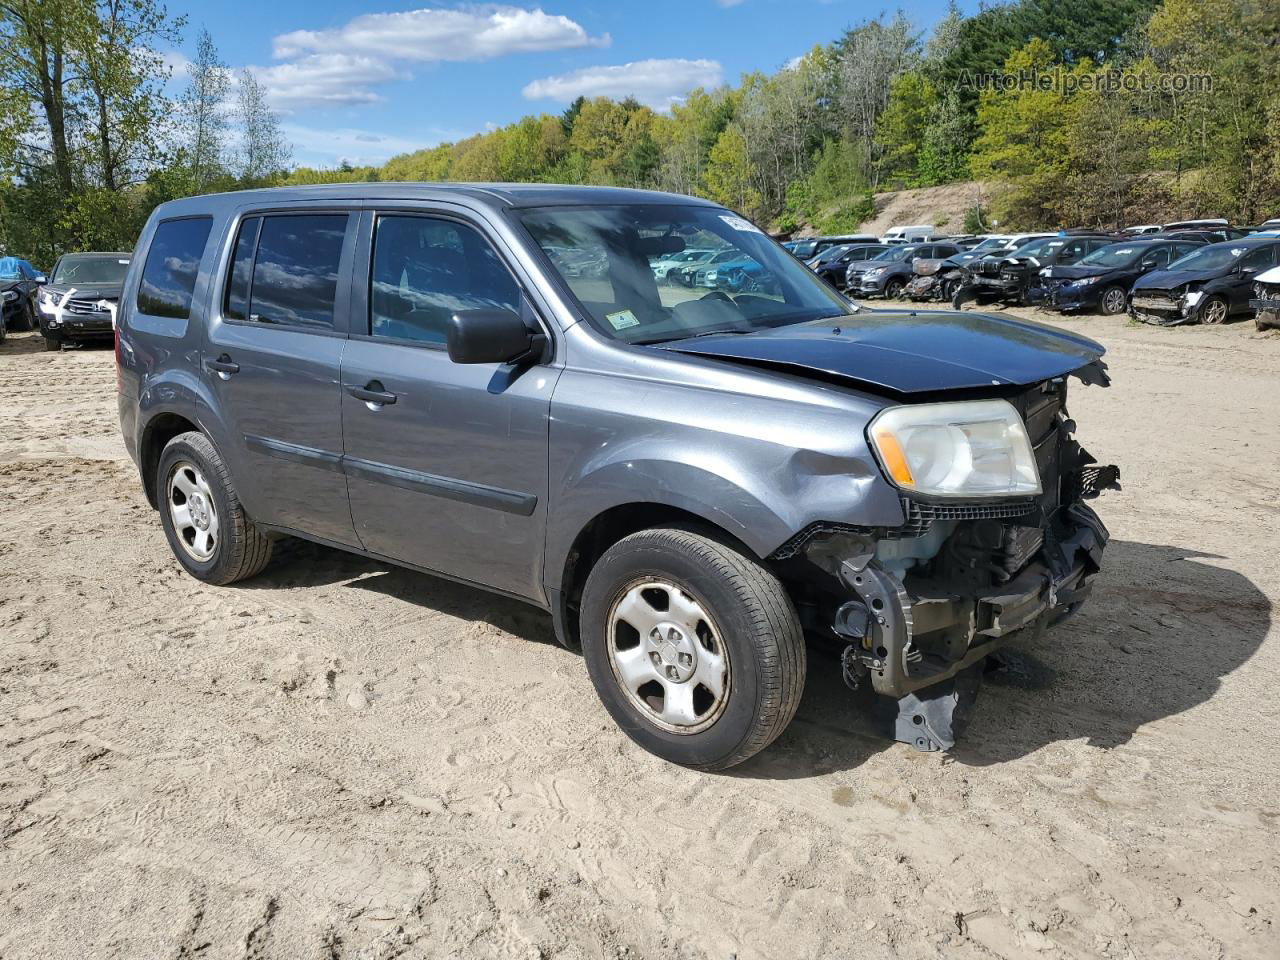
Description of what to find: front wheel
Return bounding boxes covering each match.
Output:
[157,431,273,585]
[1199,295,1229,325]
[884,278,906,299]
[1098,285,1128,316]
[43,335,61,352]
[580,528,805,771]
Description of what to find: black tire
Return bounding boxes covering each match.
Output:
[157,431,273,585]
[580,528,805,771]
[1098,284,1128,316]
[21,301,38,331]
[0,315,6,343]
[43,336,61,352]
[1199,295,1229,325]
[884,278,906,299]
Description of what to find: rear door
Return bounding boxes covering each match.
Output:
[338,208,557,601]
[201,208,361,546]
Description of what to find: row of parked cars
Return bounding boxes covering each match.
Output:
[786,218,1280,329]
[0,251,131,348]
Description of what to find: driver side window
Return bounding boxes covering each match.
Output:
[370,215,520,346]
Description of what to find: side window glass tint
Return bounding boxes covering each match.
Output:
[136,217,213,318]
[370,216,520,345]
[249,214,348,328]
[224,217,261,320]
[1240,245,1276,271]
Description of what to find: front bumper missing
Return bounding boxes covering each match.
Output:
[830,502,1110,748]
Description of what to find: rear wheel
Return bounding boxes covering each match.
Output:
[1098,285,1128,316]
[580,528,805,771]
[1199,295,1229,325]
[157,431,273,585]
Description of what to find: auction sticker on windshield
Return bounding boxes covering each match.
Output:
[606,309,641,330]
[719,215,762,233]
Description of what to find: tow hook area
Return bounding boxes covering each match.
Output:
[876,662,984,752]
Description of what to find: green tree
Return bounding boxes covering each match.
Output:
[178,28,229,192]
[235,69,290,184]
[702,127,761,215]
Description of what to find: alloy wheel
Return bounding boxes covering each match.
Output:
[607,579,731,734]
[167,460,220,562]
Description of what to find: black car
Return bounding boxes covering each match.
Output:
[789,234,877,262]
[1130,237,1280,325]
[811,243,892,289]
[966,234,1115,306]
[0,256,46,339]
[848,242,961,298]
[37,252,133,350]
[1043,239,1205,315]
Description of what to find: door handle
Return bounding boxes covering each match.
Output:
[206,354,240,379]
[347,381,397,406]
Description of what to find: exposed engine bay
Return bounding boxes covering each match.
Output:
[772,366,1119,752]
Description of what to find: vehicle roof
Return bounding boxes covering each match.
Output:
[58,251,132,257]
[151,182,720,218]
[1197,236,1280,249]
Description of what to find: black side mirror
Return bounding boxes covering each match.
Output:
[447,309,542,365]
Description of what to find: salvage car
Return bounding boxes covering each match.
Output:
[117,184,1117,771]
[812,243,891,289]
[962,234,1115,307]
[1130,237,1280,325]
[0,256,45,339]
[1043,238,1205,315]
[848,242,961,299]
[652,248,718,284]
[1249,264,1280,330]
[37,251,132,350]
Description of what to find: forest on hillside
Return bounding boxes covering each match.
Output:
[4,0,1279,265]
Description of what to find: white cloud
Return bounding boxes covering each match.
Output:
[250,54,403,110]
[273,6,609,62]
[283,123,466,167]
[521,58,723,111]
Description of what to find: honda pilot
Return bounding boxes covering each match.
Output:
[117,184,1117,770]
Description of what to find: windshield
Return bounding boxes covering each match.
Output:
[872,245,921,263]
[520,204,853,344]
[1079,243,1146,268]
[1014,237,1067,259]
[812,244,854,264]
[1166,244,1251,272]
[790,240,818,259]
[970,237,1009,252]
[51,255,130,285]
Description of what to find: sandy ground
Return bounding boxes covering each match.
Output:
[0,311,1277,960]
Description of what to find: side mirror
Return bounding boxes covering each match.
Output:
[1140,259,1158,269]
[35,275,47,284]
[447,309,541,365]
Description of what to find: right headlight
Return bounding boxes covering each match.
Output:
[868,399,1041,498]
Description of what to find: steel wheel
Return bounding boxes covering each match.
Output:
[167,460,220,562]
[1102,286,1127,315]
[1200,296,1228,325]
[607,578,730,734]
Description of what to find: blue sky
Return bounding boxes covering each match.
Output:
[165,1,964,168]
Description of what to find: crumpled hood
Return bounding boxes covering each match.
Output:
[1046,264,1121,282]
[660,309,1107,394]
[1132,268,1220,292]
[1253,265,1280,285]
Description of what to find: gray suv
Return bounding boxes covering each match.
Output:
[117,184,1117,770]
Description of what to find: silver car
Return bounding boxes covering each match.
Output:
[117,184,1117,770]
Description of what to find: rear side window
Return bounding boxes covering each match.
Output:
[250,215,348,328]
[220,213,349,329]
[1239,244,1277,272]
[136,217,213,318]
[369,215,520,345]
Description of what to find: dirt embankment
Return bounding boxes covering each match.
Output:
[1,317,1278,959]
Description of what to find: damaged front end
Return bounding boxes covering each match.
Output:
[1250,271,1280,331]
[774,367,1119,752]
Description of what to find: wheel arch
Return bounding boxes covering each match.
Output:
[139,412,202,508]
[549,501,760,652]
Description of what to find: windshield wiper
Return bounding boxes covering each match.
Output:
[634,328,756,346]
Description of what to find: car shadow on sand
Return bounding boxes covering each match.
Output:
[738,539,1271,779]
[244,537,1269,778]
